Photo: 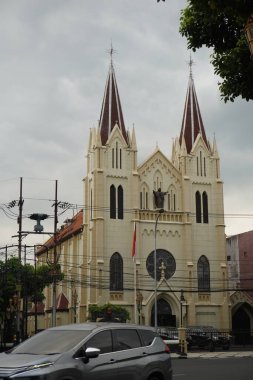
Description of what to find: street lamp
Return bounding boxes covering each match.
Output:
[136,291,143,324]
[179,289,187,358]
[245,14,253,59]
[180,289,185,327]
[72,288,78,323]
[154,208,164,331]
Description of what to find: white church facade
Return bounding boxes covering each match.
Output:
[37,58,230,331]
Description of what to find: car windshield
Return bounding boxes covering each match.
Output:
[10,329,91,355]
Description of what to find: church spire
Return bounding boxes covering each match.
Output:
[99,46,128,146]
[179,57,209,153]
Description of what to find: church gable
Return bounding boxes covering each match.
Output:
[191,133,211,156]
[106,123,129,149]
[138,148,182,211]
[103,124,130,173]
[138,149,182,186]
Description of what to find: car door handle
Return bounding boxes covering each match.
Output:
[109,358,117,363]
[142,352,148,356]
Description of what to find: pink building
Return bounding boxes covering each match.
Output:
[227,230,253,299]
[227,230,253,343]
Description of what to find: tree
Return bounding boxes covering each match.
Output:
[89,303,130,322]
[179,0,253,102]
[0,257,64,315]
[0,257,64,342]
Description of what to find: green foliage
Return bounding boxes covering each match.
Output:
[89,303,130,322]
[179,0,253,102]
[0,257,64,312]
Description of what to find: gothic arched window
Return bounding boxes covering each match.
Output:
[195,191,201,223]
[202,191,209,224]
[112,148,114,168]
[197,255,210,292]
[110,252,123,291]
[118,185,124,219]
[110,185,116,219]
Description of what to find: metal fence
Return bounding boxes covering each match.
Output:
[157,327,253,351]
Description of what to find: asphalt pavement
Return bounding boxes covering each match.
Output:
[172,356,253,380]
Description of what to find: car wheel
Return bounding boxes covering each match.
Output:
[148,375,161,380]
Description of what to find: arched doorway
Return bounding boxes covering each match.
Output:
[232,307,251,345]
[151,298,176,327]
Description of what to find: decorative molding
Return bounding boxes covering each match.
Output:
[107,174,128,179]
[198,294,211,303]
[110,292,123,301]
[230,291,253,307]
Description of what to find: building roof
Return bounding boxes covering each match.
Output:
[99,61,128,146]
[36,210,83,255]
[56,292,69,310]
[28,301,45,315]
[44,292,69,313]
[179,69,209,154]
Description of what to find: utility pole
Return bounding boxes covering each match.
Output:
[52,180,58,327]
[34,245,38,334]
[18,177,23,260]
[23,245,28,340]
[16,177,23,343]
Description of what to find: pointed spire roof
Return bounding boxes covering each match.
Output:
[99,48,128,146]
[179,58,209,154]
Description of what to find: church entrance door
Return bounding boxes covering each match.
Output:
[151,298,176,327]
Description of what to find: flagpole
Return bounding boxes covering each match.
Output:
[134,256,137,323]
[132,222,137,323]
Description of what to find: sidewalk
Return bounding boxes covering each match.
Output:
[171,350,253,359]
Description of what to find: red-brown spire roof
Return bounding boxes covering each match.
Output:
[99,62,128,146]
[179,70,209,153]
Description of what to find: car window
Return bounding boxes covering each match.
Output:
[85,330,113,354]
[138,329,156,346]
[11,329,91,354]
[114,329,141,351]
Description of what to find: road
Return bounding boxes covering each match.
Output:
[172,357,253,380]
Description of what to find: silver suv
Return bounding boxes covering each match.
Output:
[0,323,172,380]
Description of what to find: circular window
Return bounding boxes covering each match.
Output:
[146,249,176,280]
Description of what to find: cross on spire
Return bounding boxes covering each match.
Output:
[107,42,117,67]
[187,53,194,78]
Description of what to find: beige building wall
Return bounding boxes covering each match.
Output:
[80,117,230,329]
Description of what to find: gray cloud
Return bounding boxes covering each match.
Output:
[0,0,252,249]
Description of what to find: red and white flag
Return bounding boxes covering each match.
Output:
[132,222,136,260]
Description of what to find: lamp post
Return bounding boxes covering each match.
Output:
[72,288,78,323]
[136,291,143,324]
[245,14,253,58]
[179,289,187,358]
[180,289,185,328]
[154,208,164,331]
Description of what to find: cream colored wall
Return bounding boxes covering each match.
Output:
[179,138,229,328]
[35,115,229,330]
[80,125,230,329]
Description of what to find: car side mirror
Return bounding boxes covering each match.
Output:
[85,347,101,359]
[75,347,100,363]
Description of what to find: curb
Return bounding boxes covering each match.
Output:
[171,351,253,359]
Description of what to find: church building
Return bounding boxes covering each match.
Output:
[38,56,230,330]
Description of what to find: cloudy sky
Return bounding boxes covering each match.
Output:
[0,0,253,253]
